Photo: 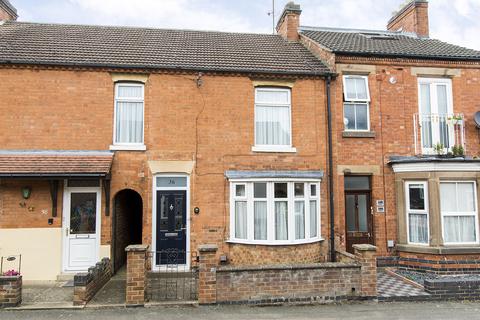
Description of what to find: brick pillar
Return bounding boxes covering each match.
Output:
[198,244,218,305]
[0,276,22,308]
[353,244,377,298]
[125,244,149,306]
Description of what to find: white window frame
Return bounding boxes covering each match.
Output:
[417,77,454,154]
[252,87,296,153]
[228,179,322,245]
[110,82,146,151]
[405,181,430,245]
[342,75,371,132]
[440,181,479,245]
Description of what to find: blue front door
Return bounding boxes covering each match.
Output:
[156,190,187,265]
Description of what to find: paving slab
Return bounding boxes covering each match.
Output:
[9,281,77,310]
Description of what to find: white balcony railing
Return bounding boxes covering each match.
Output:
[413,113,465,155]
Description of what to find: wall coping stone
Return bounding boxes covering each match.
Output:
[353,244,377,251]
[397,244,480,254]
[198,244,218,252]
[217,262,360,273]
[125,244,149,252]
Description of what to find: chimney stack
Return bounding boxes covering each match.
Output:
[387,0,429,37]
[0,0,18,21]
[276,2,301,41]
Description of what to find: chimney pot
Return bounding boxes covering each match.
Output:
[276,2,302,41]
[387,0,429,37]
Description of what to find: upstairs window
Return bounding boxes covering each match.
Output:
[254,88,293,151]
[343,75,370,131]
[113,83,144,146]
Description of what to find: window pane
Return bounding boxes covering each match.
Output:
[310,200,318,238]
[235,201,247,239]
[274,183,288,198]
[275,201,288,240]
[115,101,143,143]
[295,201,305,239]
[409,213,428,243]
[437,85,448,115]
[458,183,475,212]
[255,105,290,146]
[444,216,476,243]
[256,90,289,104]
[355,104,368,130]
[344,78,356,100]
[117,85,143,99]
[310,184,317,197]
[254,183,267,198]
[358,195,368,232]
[440,183,456,212]
[346,194,356,232]
[156,177,187,188]
[235,184,246,197]
[70,193,97,234]
[355,78,368,100]
[345,176,370,191]
[254,201,267,240]
[408,184,425,210]
[294,183,304,197]
[420,84,431,114]
[344,104,356,130]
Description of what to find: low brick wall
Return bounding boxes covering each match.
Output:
[73,258,112,306]
[198,244,377,305]
[0,275,22,308]
[425,277,480,300]
[397,252,480,274]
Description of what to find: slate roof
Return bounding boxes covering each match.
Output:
[0,21,330,76]
[0,150,114,177]
[300,27,480,61]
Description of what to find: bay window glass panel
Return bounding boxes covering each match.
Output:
[458,183,475,212]
[409,213,428,244]
[275,201,288,240]
[255,106,290,145]
[254,201,267,240]
[440,183,456,212]
[310,200,318,238]
[115,102,143,143]
[444,216,476,243]
[235,184,246,197]
[294,201,305,240]
[274,183,288,198]
[235,201,247,239]
[254,183,266,198]
[408,184,425,210]
[294,183,304,197]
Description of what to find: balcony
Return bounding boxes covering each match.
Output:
[414,113,465,155]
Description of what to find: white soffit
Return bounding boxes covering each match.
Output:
[392,162,480,173]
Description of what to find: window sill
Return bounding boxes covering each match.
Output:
[251,146,297,153]
[342,131,376,138]
[397,243,480,254]
[226,237,324,246]
[109,144,146,151]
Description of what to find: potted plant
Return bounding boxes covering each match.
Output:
[452,145,465,157]
[433,142,445,156]
[0,269,22,308]
[448,114,464,126]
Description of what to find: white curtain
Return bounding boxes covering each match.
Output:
[115,101,143,143]
[345,77,367,100]
[275,201,288,240]
[118,85,142,98]
[235,201,247,239]
[444,216,476,243]
[409,213,428,243]
[310,200,317,238]
[295,201,305,240]
[255,106,290,145]
[254,201,267,240]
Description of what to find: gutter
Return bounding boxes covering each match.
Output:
[325,74,336,262]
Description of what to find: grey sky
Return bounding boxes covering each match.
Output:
[11,0,480,50]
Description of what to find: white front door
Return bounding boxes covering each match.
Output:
[62,186,101,272]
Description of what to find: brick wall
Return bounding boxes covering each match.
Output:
[0,275,21,308]
[425,278,480,300]
[73,258,112,306]
[398,251,480,274]
[125,244,148,306]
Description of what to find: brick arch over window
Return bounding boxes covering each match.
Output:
[112,188,143,272]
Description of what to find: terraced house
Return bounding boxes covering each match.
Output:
[1,0,480,305]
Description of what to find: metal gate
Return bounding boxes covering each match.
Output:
[146,250,198,301]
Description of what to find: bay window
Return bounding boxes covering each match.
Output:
[343,75,370,131]
[405,181,429,244]
[440,181,479,244]
[112,83,145,149]
[230,180,321,245]
[254,87,295,152]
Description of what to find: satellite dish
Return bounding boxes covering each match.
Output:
[474,111,480,129]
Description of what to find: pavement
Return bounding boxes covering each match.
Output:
[17,281,76,310]
[87,266,126,307]
[1,301,480,319]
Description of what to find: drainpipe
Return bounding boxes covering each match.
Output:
[326,75,336,262]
